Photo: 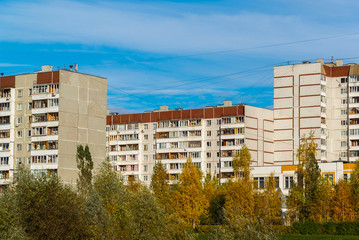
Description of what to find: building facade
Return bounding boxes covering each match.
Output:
[0,65,107,190]
[106,101,273,183]
[274,59,359,164]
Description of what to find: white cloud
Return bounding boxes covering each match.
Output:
[0,0,357,55]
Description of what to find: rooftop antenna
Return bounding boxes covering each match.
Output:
[74,63,78,72]
[331,56,334,63]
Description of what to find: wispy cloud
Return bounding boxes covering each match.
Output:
[0,63,31,67]
[0,0,358,55]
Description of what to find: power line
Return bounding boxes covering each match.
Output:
[142,32,359,62]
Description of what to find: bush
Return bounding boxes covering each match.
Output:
[292,222,359,236]
[293,222,322,235]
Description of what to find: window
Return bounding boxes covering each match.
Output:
[144,145,148,151]
[17,130,22,138]
[17,117,22,124]
[341,141,347,147]
[144,165,148,172]
[153,123,157,130]
[144,155,148,161]
[207,131,211,136]
[254,177,265,189]
[153,144,156,150]
[27,144,31,152]
[17,103,22,111]
[217,119,221,125]
[341,77,348,83]
[206,163,211,169]
[341,131,347,136]
[28,89,32,96]
[144,124,148,130]
[17,144,22,151]
[17,90,23,98]
[207,141,211,147]
[285,176,293,189]
[143,176,148,181]
[193,162,201,168]
[28,102,32,110]
[207,152,211,158]
[144,134,148,140]
[341,99,347,104]
[341,109,347,115]
[207,120,211,126]
[324,174,334,185]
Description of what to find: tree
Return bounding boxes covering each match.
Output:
[255,173,283,225]
[237,145,251,180]
[0,167,87,239]
[127,187,171,240]
[76,145,93,196]
[92,160,130,239]
[151,161,169,208]
[172,157,208,228]
[350,159,359,220]
[332,179,355,222]
[225,147,255,224]
[287,132,330,223]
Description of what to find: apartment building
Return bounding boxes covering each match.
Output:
[0,65,107,190]
[106,101,273,183]
[274,59,359,164]
[251,161,356,196]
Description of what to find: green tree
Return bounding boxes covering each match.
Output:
[287,132,329,223]
[127,187,171,240]
[76,145,93,196]
[172,157,208,228]
[92,160,130,239]
[238,145,251,180]
[0,167,87,239]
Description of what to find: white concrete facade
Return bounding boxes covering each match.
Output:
[0,66,107,189]
[106,101,273,184]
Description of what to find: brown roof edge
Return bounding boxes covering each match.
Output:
[106,105,245,125]
[0,76,15,89]
[323,65,350,77]
[37,71,59,84]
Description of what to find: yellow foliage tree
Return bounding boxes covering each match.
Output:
[255,173,283,225]
[332,179,356,222]
[172,157,208,228]
[308,177,333,223]
[225,146,255,222]
[350,159,359,220]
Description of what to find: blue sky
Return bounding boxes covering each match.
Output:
[1,0,359,113]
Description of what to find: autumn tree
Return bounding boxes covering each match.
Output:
[332,179,356,221]
[76,145,93,196]
[151,161,169,207]
[349,159,359,220]
[255,173,283,225]
[172,157,208,228]
[225,146,255,223]
[287,131,332,223]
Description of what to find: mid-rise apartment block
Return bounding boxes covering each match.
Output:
[106,101,273,183]
[274,59,359,164]
[0,65,107,189]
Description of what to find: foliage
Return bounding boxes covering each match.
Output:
[287,132,328,223]
[256,173,283,225]
[332,179,356,222]
[349,159,359,220]
[291,221,359,236]
[151,161,170,208]
[76,145,93,196]
[225,146,254,223]
[0,167,87,240]
[172,157,208,228]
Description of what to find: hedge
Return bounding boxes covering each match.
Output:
[291,222,359,235]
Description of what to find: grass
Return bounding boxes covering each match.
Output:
[279,235,359,240]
